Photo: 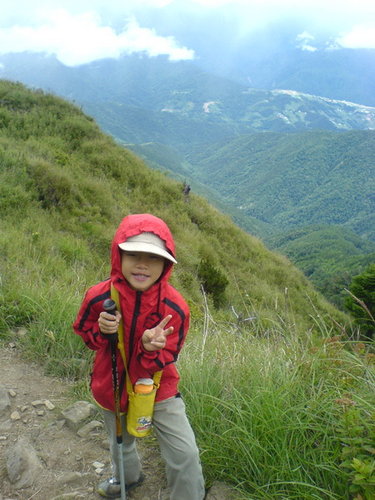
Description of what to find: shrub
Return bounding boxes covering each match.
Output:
[336,405,375,500]
[0,184,32,215]
[28,160,80,209]
[197,258,228,308]
[345,264,375,339]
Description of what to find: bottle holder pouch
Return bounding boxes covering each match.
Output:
[126,385,158,437]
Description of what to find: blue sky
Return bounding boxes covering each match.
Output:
[0,0,374,66]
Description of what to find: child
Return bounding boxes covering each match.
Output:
[73,214,205,500]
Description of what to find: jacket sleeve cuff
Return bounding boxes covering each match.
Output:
[139,340,160,358]
[92,324,110,346]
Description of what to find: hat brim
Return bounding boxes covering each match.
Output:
[118,241,177,264]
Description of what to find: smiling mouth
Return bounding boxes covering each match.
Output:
[132,274,150,281]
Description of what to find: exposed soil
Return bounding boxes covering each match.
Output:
[0,343,170,500]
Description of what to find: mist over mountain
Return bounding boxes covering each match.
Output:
[105,11,375,106]
[179,24,375,107]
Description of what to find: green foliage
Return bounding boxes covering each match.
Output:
[336,405,375,500]
[345,264,375,339]
[0,182,32,215]
[197,258,229,308]
[29,159,79,209]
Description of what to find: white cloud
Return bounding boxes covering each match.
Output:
[300,44,318,52]
[0,8,194,66]
[0,0,374,65]
[296,22,375,51]
[336,23,375,49]
[296,31,314,42]
[118,18,194,61]
[296,31,318,51]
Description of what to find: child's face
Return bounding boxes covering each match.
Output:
[121,251,165,291]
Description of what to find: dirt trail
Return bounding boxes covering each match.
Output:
[0,344,169,500]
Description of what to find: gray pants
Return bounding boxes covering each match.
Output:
[102,396,205,500]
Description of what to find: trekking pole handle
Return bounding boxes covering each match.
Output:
[103,299,118,342]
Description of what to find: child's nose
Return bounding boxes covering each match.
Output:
[136,254,149,265]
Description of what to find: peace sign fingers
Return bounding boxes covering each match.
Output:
[142,315,174,352]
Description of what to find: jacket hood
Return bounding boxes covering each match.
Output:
[110,214,176,288]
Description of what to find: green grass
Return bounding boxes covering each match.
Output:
[179,308,374,499]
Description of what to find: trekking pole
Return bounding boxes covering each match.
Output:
[103,298,126,500]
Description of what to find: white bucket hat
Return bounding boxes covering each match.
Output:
[118,232,177,264]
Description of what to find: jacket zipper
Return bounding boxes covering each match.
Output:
[119,290,142,409]
[128,290,142,368]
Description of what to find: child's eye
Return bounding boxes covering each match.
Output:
[150,255,164,261]
[124,252,137,257]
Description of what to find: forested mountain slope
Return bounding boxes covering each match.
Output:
[188,130,375,240]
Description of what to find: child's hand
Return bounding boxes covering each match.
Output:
[142,315,174,352]
[98,311,121,335]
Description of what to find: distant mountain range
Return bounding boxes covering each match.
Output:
[120,15,375,107]
[1,53,374,153]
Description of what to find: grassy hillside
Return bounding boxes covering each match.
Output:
[0,79,347,336]
[1,80,374,500]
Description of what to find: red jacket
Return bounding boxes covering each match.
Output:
[73,214,190,412]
